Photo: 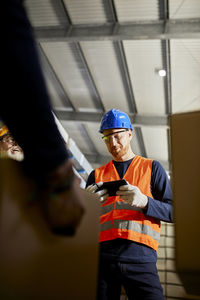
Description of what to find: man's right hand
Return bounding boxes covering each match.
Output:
[86,182,108,203]
[40,159,85,235]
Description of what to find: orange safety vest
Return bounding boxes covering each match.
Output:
[95,155,161,251]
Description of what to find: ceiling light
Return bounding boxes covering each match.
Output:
[158,69,166,77]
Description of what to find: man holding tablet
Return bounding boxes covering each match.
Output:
[86,109,173,300]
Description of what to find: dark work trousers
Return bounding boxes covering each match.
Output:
[97,259,164,300]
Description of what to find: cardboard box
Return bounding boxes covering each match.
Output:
[170,110,200,295]
[0,159,100,300]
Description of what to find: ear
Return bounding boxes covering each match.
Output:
[128,129,133,141]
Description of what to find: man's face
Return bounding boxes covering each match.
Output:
[0,133,24,161]
[102,128,132,160]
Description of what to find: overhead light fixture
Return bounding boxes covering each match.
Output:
[158,69,166,77]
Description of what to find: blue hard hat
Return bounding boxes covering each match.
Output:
[99,109,133,133]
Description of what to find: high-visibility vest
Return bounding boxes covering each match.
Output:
[95,155,161,251]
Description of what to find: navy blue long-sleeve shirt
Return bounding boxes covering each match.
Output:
[86,158,173,263]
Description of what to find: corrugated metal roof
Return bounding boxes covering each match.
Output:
[61,121,94,155]
[41,42,97,111]
[130,132,142,156]
[171,39,200,113]
[142,127,168,161]
[63,0,110,24]
[84,122,109,156]
[114,0,159,22]
[80,41,130,112]
[24,0,200,176]
[25,0,68,27]
[123,40,166,114]
[45,78,66,108]
[169,0,200,19]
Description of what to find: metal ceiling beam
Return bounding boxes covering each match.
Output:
[107,0,137,113]
[76,123,99,154]
[59,0,72,24]
[50,0,71,25]
[108,0,147,156]
[159,0,172,172]
[56,1,105,111]
[159,0,172,115]
[162,40,172,115]
[134,128,147,157]
[114,41,137,114]
[35,19,200,42]
[38,45,74,109]
[54,110,169,128]
[35,3,75,109]
[74,43,105,111]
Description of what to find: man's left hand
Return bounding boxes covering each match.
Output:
[116,183,148,209]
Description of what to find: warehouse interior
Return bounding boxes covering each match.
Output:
[8,0,200,299]
[24,0,200,183]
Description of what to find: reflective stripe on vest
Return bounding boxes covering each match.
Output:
[100,219,160,242]
[101,201,142,215]
[95,155,161,251]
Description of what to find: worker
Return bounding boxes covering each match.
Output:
[0,123,24,161]
[86,109,173,300]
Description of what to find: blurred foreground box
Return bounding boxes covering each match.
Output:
[0,159,100,300]
[170,110,200,295]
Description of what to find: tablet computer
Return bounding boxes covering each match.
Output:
[95,179,127,196]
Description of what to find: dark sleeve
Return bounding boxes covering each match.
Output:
[2,0,68,177]
[145,160,173,223]
[85,170,95,188]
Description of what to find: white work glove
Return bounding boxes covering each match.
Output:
[86,182,108,203]
[116,182,148,209]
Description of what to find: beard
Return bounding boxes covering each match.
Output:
[109,144,129,160]
[7,148,24,161]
